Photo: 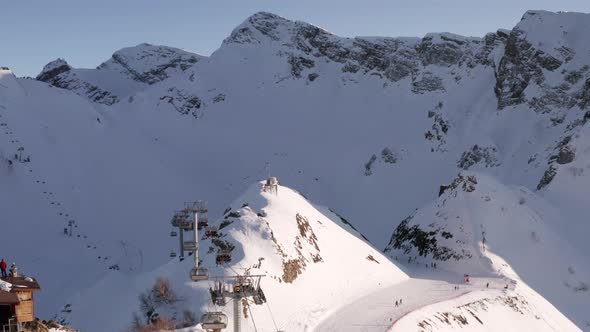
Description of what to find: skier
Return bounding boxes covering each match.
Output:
[0,259,7,278]
[486,282,489,288]
[399,298,403,305]
[395,300,398,307]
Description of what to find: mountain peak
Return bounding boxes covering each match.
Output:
[224,11,330,46]
[97,43,203,84]
[36,58,71,81]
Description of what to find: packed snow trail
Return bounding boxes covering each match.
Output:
[313,277,509,332]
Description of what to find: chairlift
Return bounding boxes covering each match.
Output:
[190,267,209,281]
[209,285,227,306]
[171,212,194,230]
[183,240,197,251]
[197,218,209,230]
[216,250,232,265]
[205,226,219,238]
[180,220,194,231]
[169,251,177,258]
[200,312,228,330]
[253,287,267,305]
[169,231,178,237]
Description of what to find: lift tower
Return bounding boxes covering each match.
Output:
[170,201,208,281]
[184,201,209,281]
[208,274,267,332]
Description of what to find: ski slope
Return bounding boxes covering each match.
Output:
[0,9,589,331]
[60,182,408,331]
[315,276,579,332]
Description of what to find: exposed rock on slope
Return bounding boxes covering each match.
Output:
[36,44,203,105]
[8,9,590,330]
[59,182,408,331]
[385,172,590,326]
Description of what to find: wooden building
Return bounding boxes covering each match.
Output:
[0,275,41,328]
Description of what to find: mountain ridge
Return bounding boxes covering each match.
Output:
[0,9,589,330]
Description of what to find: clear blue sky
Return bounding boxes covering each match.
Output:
[3,0,590,77]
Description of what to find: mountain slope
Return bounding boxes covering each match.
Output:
[60,181,408,331]
[35,44,203,105]
[0,9,588,330]
[384,173,590,328]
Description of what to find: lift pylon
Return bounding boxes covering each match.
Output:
[181,201,209,281]
[206,274,267,332]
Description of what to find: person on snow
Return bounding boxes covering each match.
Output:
[395,300,398,307]
[399,298,403,305]
[0,259,7,278]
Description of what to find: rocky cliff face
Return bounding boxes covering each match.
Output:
[36,44,203,105]
[97,43,202,84]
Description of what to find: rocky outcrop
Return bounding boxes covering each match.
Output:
[381,147,398,164]
[36,59,72,82]
[225,12,504,87]
[417,34,469,67]
[494,29,544,109]
[288,55,315,78]
[425,105,449,151]
[384,213,470,261]
[449,174,478,193]
[458,145,501,169]
[269,213,322,283]
[537,165,557,190]
[98,44,201,84]
[364,154,377,176]
[158,88,204,118]
[37,60,120,105]
[556,144,575,164]
[36,44,202,105]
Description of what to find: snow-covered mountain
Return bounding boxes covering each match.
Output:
[0,8,589,331]
[59,182,577,332]
[36,44,202,105]
[384,173,590,327]
[62,182,408,331]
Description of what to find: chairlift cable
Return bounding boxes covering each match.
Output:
[265,301,280,332]
[247,301,259,332]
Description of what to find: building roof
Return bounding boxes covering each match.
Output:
[3,276,40,290]
[0,291,19,305]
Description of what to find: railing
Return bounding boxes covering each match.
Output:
[2,318,22,332]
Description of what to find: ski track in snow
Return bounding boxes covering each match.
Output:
[314,277,508,332]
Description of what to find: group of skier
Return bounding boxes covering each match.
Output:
[394,298,403,307]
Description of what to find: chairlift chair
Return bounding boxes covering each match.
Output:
[215,250,232,265]
[179,219,194,231]
[253,287,267,305]
[200,311,228,330]
[183,240,198,251]
[209,287,227,306]
[170,231,178,237]
[190,267,209,281]
[197,218,209,230]
[205,226,219,238]
[169,251,177,258]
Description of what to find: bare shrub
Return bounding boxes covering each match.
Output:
[133,277,180,329]
[152,277,177,305]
